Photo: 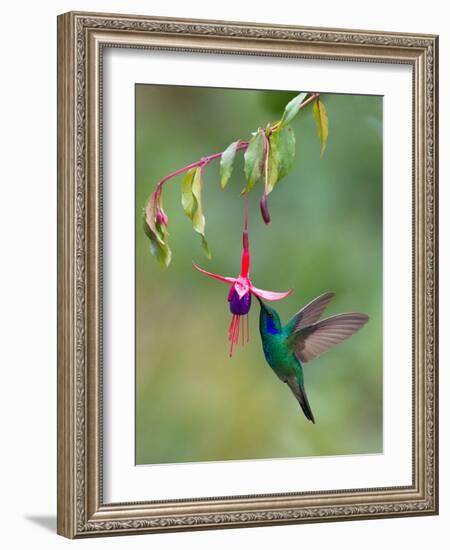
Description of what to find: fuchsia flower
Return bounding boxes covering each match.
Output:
[193,220,292,356]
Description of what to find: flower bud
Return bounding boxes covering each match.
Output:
[156,207,168,226]
[260,194,271,225]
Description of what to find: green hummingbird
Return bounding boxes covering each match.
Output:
[256,292,369,423]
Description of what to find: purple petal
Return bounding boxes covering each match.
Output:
[228,287,251,315]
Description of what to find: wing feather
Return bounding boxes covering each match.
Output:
[285,292,336,334]
[294,313,369,363]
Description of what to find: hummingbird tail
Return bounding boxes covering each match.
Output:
[297,386,315,424]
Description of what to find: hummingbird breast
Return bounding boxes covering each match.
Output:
[261,332,298,379]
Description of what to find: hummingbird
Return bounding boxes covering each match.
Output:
[256,292,369,423]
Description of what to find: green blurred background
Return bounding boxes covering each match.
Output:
[135,85,383,465]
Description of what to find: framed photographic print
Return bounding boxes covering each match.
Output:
[57,11,439,538]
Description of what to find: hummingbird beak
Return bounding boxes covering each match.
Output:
[255,294,267,312]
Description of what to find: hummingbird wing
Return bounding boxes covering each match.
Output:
[284,291,336,335]
[290,313,369,363]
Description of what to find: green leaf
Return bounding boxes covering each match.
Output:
[144,192,163,245]
[201,235,211,259]
[280,92,307,127]
[149,235,172,267]
[265,125,296,194]
[143,212,172,267]
[276,125,296,179]
[312,99,329,156]
[143,191,172,266]
[181,167,210,259]
[181,168,197,219]
[220,140,239,189]
[243,129,265,193]
[191,167,205,235]
[265,141,279,194]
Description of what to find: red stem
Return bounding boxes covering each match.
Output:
[156,140,249,191]
[241,192,250,276]
[243,192,249,249]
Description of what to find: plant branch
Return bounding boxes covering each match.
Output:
[269,92,320,133]
[156,140,249,192]
[296,91,320,111]
[153,92,319,193]
[144,91,323,266]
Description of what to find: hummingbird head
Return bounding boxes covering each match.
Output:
[256,295,282,335]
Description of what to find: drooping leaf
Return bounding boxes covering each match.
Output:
[265,138,279,194]
[144,191,163,245]
[181,167,211,259]
[243,129,265,193]
[151,233,172,267]
[276,125,296,180]
[265,125,296,195]
[191,167,205,235]
[143,210,172,267]
[312,99,329,156]
[280,92,307,127]
[260,125,295,224]
[220,140,239,189]
[181,168,197,219]
[143,190,172,266]
[261,137,273,225]
[201,235,212,259]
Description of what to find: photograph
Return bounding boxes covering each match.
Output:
[137,85,382,465]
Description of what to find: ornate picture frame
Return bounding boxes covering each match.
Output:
[57,11,438,538]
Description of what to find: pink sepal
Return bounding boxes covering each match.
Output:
[250,287,293,301]
[192,262,236,284]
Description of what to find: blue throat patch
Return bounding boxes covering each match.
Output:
[266,317,279,335]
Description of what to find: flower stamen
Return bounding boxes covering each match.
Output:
[229,314,241,357]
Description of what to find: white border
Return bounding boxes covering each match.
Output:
[103,49,412,503]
